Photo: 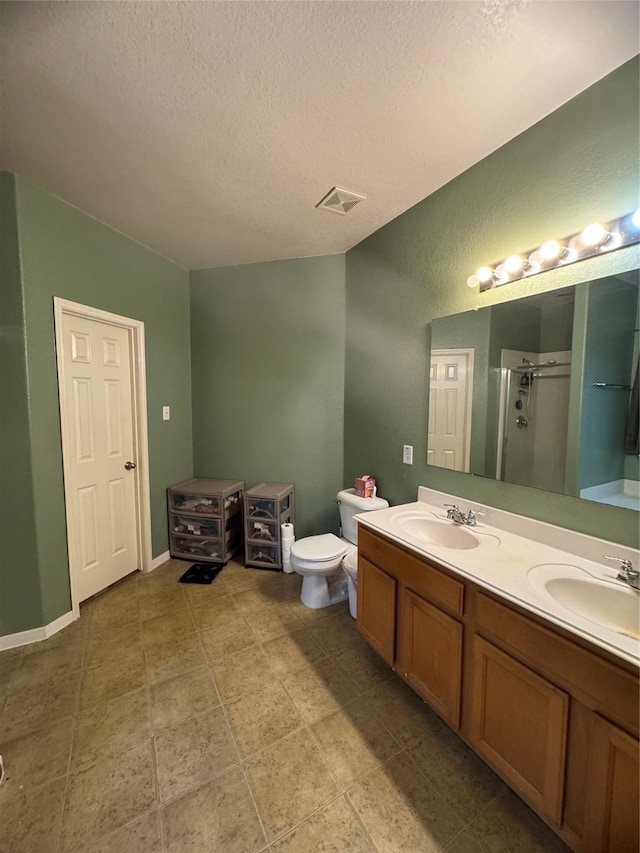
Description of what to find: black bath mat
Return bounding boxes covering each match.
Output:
[179,563,224,585]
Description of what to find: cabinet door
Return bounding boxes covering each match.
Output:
[357,557,396,666]
[583,714,639,853]
[399,588,463,728]
[469,636,568,825]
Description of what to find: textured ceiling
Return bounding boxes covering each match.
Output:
[1,1,638,269]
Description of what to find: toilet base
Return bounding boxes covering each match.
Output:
[300,573,348,610]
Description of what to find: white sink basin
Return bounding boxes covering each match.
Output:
[390,511,500,550]
[528,563,640,639]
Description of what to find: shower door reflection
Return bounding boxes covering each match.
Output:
[498,349,572,492]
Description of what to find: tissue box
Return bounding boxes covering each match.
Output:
[355,475,376,498]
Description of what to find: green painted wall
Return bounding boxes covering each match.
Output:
[6,175,192,630]
[345,57,640,547]
[0,174,43,634]
[190,256,346,537]
[539,300,574,353]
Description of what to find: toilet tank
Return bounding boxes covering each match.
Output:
[337,488,389,544]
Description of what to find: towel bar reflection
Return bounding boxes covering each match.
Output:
[592,381,631,390]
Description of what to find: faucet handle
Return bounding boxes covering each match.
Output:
[603,555,635,578]
[465,508,485,526]
[444,504,459,510]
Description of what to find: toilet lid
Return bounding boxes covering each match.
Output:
[291,533,347,561]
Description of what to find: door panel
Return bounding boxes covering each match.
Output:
[469,636,568,825]
[105,380,123,456]
[357,557,396,666]
[61,314,138,601]
[584,714,640,853]
[399,588,463,727]
[428,350,473,471]
[78,485,99,570]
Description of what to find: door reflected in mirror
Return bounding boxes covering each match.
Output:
[427,270,640,512]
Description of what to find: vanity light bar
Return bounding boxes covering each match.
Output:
[467,210,640,292]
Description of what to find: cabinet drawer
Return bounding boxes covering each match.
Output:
[246,518,279,543]
[358,527,464,616]
[170,515,221,538]
[475,593,639,734]
[246,543,280,568]
[171,537,222,560]
[246,498,279,520]
[170,493,220,516]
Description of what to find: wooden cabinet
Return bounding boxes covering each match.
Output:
[356,524,640,852]
[168,478,244,563]
[469,636,568,824]
[357,556,396,666]
[583,714,640,853]
[398,587,463,727]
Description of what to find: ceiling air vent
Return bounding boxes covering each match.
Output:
[316,186,366,215]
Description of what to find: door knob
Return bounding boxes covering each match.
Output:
[124,461,137,470]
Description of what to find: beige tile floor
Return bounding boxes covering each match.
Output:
[0,558,570,853]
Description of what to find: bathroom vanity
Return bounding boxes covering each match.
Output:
[356,488,639,852]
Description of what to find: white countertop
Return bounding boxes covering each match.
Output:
[355,487,640,667]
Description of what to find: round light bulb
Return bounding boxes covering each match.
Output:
[631,209,640,229]
[581,223,607,247]
[466,274,479,289]
[504,255,524,274]
[476,266,493,284]
[527,250,542,272]
[539,240,562,261]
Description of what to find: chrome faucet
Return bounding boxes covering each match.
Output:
[604,555,640,591]
[445,504,485,526]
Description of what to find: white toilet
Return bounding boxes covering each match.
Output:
[290,488,389,609]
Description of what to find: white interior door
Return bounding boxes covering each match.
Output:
[60,313,139,601]
[428,350,473,471]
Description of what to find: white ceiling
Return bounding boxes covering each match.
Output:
[1,1,638,270]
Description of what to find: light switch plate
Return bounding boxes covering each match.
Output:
[162,406,171,421]
[403,444,413,465]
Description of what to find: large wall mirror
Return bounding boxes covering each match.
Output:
[427,269,640,512]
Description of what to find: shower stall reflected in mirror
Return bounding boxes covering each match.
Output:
[496,348,572,492]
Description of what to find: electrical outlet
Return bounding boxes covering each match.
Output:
[162,406,171,421]
[403,444,413,465]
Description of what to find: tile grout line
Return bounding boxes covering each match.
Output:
[66,603,158,852]
[343,788,383,853]
[70,807,162,853]
[54,625,88,853]
[303,720,387,852]
[187,592,272,850]
[144,621,167,853]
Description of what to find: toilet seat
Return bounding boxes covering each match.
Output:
[290,533,346,562]
[290,533,351,575]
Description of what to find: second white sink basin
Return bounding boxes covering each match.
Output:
[390,511,500,550]
[528,564,640,639]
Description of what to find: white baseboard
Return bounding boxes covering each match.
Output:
[2,554,174,649]
[149,550,171,571]
[0,610,76,651]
